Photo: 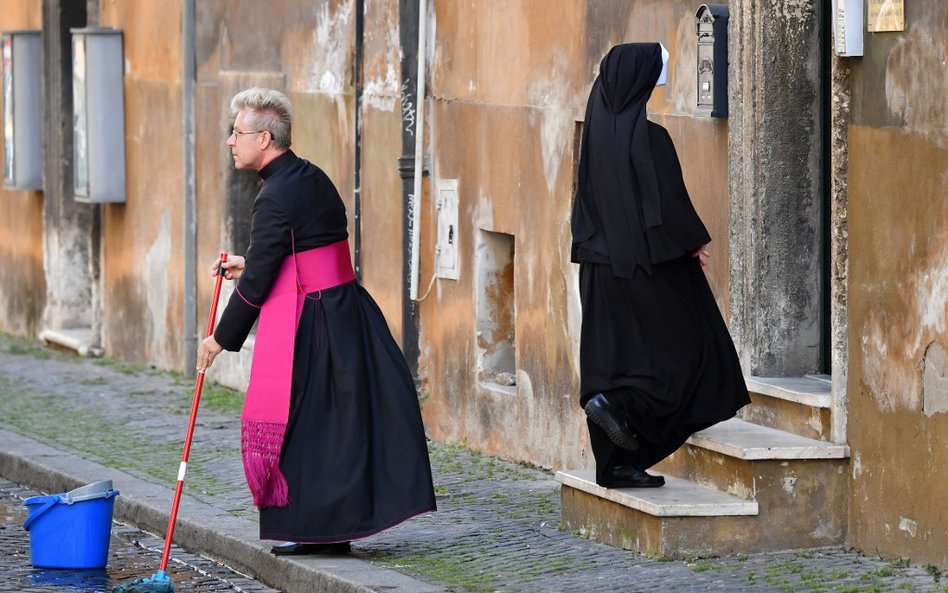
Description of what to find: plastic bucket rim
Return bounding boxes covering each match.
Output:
[65,489,119,504]
[23,490,119,531]
[66,480,113,500]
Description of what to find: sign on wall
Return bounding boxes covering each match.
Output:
[867,0,905,32]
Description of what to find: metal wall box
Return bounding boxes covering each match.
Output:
[436,178,460,280]
[72,28,126,203]
[2,31,42,190]
[832,0,864,56]
[695,4,729,118]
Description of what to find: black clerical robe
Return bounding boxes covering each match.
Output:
[215,150,436,541]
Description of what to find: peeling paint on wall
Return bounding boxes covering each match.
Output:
[768,0,817,47]
[859,245,948,412]
[923,341,948,416]
[316,1,352,93]
[288,1,353,95]
[810,520,839,540]
[363,8,399,113]
[778,0,813,22]
[898,516,918,537]
[781,475,798,496]
[885,27,948,149]
[526,50,573,195]
[364,59,399,112]
[916,252,948,336]
[43,223,94,330]
[144,209,171,357]
[727,481,754,500]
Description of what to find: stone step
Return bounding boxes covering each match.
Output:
[686,417,849,461]
[39,326,103,357]
[557,469,759,557]
[556,469,758,517]
[657,418,849,501]
[739,375,834,440]
[560,418,851,557]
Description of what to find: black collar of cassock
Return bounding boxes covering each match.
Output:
[258,150,297,181]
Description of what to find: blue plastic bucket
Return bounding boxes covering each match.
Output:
[23,480,120,569]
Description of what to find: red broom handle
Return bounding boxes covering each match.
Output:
[158,251,228,572]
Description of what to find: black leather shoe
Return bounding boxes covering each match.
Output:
[584,393,639,451]
[270,541,352,556]
[601,465,665,488]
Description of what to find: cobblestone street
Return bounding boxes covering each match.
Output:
[1,334,946,593]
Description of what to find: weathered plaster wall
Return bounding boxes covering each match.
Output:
[728,0,825,377]
[828,52,851,443]
[192,0,357,244]
[194,0,360,389]
[0,2,45,337]
[97,2,184,368]
[846,1,948,567]
[359,0,405,339]
[416,0,732,470]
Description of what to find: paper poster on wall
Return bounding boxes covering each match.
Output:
[867,0,905,32]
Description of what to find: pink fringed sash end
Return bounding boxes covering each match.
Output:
[240,420,290,509]
[239,241,354,509]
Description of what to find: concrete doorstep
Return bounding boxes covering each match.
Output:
[0,429,447,593]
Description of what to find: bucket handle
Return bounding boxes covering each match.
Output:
[23,497,60,532]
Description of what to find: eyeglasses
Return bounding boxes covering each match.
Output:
[230,129,265,139]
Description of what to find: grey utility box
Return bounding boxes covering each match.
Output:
[2,30,42,190]
[72,27,126,203]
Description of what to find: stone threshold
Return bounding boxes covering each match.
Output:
[39,327,103,357]
[746,375,832,407]
[556,469,758,517]
[686,418,850,460]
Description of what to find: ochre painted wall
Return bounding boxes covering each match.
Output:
[97,1,185,368]
[416,0,732,470]
[0,2,45,338]
[846,1,948,567]
[358,0,405,340]
[193,0,359,376]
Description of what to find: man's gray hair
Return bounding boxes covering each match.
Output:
[231,87,293,149]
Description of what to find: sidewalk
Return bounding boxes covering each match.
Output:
[0,333,944,593]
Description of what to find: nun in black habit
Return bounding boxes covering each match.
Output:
[571,43,750,488]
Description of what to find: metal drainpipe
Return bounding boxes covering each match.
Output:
[398,0,423,378]
[408,0,427,302]
[353,0,364,279]
[182,0,197,378]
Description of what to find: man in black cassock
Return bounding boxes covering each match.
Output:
[197,87,436,554]
[571,44,750,488]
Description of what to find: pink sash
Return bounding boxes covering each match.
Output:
[240,240,355,508]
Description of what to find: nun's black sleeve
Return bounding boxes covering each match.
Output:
[645,124,711,261]
[214,194,291,351]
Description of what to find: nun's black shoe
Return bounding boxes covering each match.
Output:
[601,466,665,488]
[584,393,640,451]
[270,541,352,556]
